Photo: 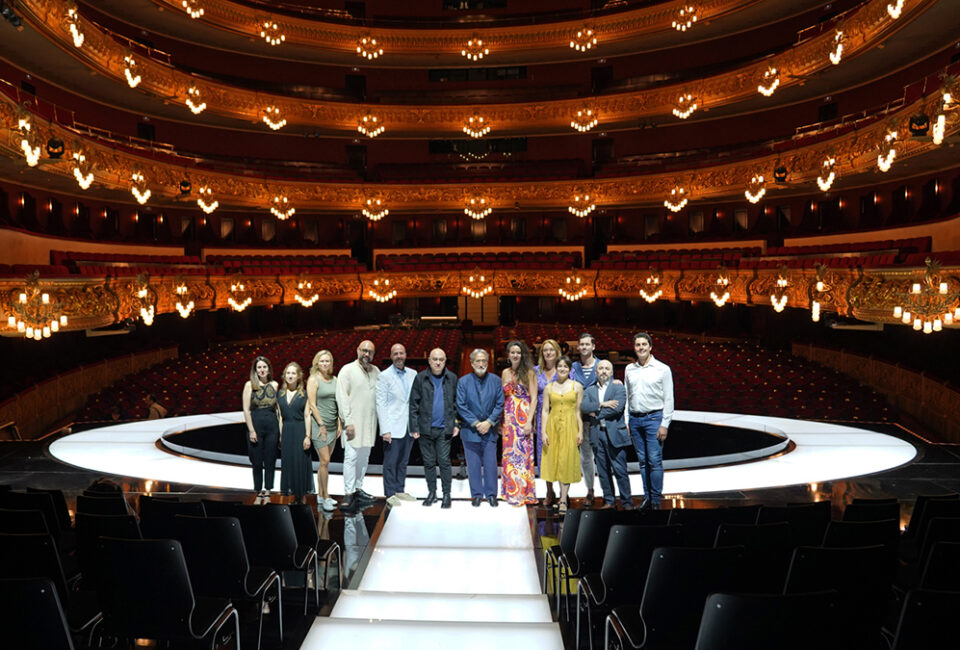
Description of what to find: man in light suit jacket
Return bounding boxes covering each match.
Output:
[581,360,634,509]
[376,343,418,504]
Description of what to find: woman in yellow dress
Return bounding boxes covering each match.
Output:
[541,356,584,514]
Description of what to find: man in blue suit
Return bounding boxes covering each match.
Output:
[457,349,505,507]
[581,360,634,509]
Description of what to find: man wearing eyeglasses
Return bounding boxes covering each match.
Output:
[336,340,380,511]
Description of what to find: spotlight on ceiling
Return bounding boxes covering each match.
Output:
[773,165,788,184]
[908,112,930,137]
[46,137,64,159]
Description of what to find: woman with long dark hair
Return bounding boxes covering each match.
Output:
[242,355,279,500]
[278,361,312,504]
[500,340,538,506]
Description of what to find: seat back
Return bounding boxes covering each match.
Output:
[96,537,196,639]
[571,509,618,576]
[0,507,50,535]
[714,521,793,549]
[140,498,205,539]
[235,505,300,570]
[0,577,75,650]
[668,508,727,547]
[601,524,683,606]
[891,589,960,650]
[823,519,900,558]
[0,491,63,541]
[919,541,960,590]
[25,488,72,532]
[200,499,242,517]
[917,516,960,565]
[76,513,142,582]
[756,502,830,546]
[694,591,842,650]
[904,493,959,538]
[640,546,747,650]
[77,494,130,516]
[175,515,251,597]
[842,501,900,522]
[289,503,320,548]
[0,533,69,601]
[558,508,582,558]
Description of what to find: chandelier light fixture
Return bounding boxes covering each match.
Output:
[123,55,142,88]
[810,264,831,322]
[893,258,959,333]
[357,114,385,138]
[664,186,688,212]
[829,31,844,65]
[270,195,295,220]
[877,129,898,172]
[462,115,491,138]
[17,114,41,167]
[362,198,389,221]
[228,276,252,312]
[816,156,837,191]
[672,93,698,119]
[461,37,489,62]
[135,273,155,326]
[464,196,492,220]
[130,170,151,204]
[259,20,285,46]
[770,275,789,313]
[196,185,218,214]
[932,80,955,146]
[568,193,596,218]
[66,3,84,48]
[672,5,698,32]
[640,271,663,303]
[185,85,206,114]
[174,280,194,318]
[182,0,204,19]
[887,0,905,19]
[72,151,93,189]
[570,108,599,132]
[710,271,731,307]
[745,174,766,204]
[357,36,383,60]
[294,279,319,307]
[262,105,286,130]
[559,275,588,301]
[6,272,67,341]
[462,272,494,299]
[569,28,597,52]
[367,278,397,303]
[758,66,780,97]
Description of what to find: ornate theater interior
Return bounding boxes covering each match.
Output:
[1,0,959,648]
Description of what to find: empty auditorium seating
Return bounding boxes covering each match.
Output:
[377,250,582,271]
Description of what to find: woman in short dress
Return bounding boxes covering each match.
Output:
[278,362,312,504]
[242,355,280,499]
[535,338,562,506]
[500,340,538,506]
[306,349,340,512]
[541,356,584,514]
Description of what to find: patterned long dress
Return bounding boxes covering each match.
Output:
[500,377,537,505]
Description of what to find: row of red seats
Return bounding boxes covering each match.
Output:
[765,237,930,257]
[51,251,201,265]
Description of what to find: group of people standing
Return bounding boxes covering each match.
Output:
[240,330,674,512]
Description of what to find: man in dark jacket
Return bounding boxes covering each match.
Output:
[581,360,634,509]
[409,348,460,508]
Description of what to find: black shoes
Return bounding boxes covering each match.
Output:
[355,489,376,502]
[638,499,661,510]
[487,496,498,507]
[472,496,483,507]
[423,492,438,507]
[441,493,452,509]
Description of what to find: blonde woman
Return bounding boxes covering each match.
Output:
[242,355,279,498]
[278,361,311,504]
[535,338,562,506]
[306,350,340,511]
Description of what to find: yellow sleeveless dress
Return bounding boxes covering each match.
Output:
[541,383,582,484]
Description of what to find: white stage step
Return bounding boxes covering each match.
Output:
[331,590,554,623]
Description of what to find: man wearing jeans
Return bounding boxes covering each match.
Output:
[623,332,674,509]
[376,343,418,505]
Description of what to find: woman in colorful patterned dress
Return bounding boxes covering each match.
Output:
[541,356,584,514]
[535,338,562,506]
[500,340,538,506]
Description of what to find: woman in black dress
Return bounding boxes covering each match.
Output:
[278,361,313,503]
[242,356,279,500]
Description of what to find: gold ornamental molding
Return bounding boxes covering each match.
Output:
[144,0,757,63]
[4,266,958,335]
[2,86,956,212]
[15,0,931,137]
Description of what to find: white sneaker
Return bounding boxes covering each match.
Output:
[386,494,403,507]
[321,497,337,511]
[397,492,416,501]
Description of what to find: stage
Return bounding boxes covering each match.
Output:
[48,411,917,498]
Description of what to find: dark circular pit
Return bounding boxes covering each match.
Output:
[161,417,789,473]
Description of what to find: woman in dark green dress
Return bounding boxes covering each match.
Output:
[278,362,312,503]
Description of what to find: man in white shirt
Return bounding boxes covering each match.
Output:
[376,343,418,506]
[336,340,380,511]
[623,332,674,509]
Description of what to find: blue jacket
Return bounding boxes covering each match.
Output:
[456,371,505,444]
[581,382,631,448]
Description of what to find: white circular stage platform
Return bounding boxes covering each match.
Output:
[49,411,917,498]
